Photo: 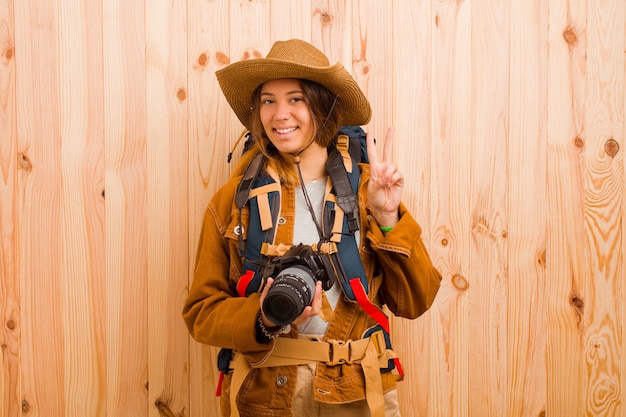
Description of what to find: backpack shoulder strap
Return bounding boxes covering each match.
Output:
[326,144,359,234]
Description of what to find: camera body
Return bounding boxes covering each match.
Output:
[261,244,335,326]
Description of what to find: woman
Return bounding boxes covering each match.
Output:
[183,39,441,417]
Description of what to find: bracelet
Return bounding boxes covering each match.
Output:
[257,313,284,340]
[379,226,393,233]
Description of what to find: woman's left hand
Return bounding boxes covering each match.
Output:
[366,127,403,227]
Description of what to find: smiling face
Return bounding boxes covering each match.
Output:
[259,78,320,156]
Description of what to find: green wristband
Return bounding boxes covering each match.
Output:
[379,226,393,233]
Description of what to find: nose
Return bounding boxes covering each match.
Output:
[274,100,290,120]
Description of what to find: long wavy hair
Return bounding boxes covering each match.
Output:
[246,79,341,184]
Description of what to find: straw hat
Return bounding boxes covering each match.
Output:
[216,39,371,128]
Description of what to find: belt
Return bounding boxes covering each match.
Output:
[229,330,394,417]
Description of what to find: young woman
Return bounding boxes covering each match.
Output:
[183,39,442,417]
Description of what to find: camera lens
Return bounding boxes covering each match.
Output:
[262,265,316,326]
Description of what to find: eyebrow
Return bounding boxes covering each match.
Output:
[260,90,303,97]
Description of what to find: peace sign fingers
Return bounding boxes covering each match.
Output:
[367,126,397,181]
[366,126,396,166]
[365,126,404,224]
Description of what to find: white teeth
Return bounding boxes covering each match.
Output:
[275,127,296,134]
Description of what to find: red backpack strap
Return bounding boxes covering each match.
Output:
[349,278,390,334]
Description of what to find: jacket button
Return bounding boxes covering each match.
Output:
[276,375,288,386]
[278,217,286,225]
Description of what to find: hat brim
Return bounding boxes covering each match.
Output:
[216,58,372,128]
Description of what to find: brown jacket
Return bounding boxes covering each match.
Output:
[183,159,442,417]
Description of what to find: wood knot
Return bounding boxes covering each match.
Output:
[197,53,208,67]
[570,295,584,309]
[440,238,448,246]
[320,12,333,25]
[22,400,31,414]
[4,45,14,61]
[6,320,16,330]
[216,52,229,65]
[604,138,619,157]
[243,49,262,60]
[451,274,469,291]
[154,400,175,417]
[562,27,578,47]
[18,153,32,172]
[574,135,585,150]
[176,88,187,102]
[537,250,546,267]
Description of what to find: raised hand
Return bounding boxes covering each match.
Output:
[366,127,404,228]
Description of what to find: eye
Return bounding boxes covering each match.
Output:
[261,98,275,105]
[290,96,304,103]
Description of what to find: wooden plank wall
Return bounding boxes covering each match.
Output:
[0,0,624,416]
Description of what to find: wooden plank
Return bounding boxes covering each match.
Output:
[311,0,351,65]
[14,2,65,416]
[187,0,231,416]
[352,0,392,139]
[226,0,271,167]
[57,0,106,415]
[622,1,626,413]
[102,0,148,415]
[383,0,439,416]
[581,0,624,414]
[145,0,189,416]
[545,0,588,414]
[0,0,18,415]
[270,0,312,42]
[507,0,548,415]
[468,0,510,415]
[424,0,472,414]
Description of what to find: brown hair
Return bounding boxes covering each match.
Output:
[247,79,341,184]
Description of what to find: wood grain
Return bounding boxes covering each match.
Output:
[14,1,65,416]
[187,0,231,415]
[103,0,149,415]
[507,0,548,416]
[0,0,18,415]
[0,1,624,417]
[581,0,624,414]
[426,0,472,414]
[145,0,189,416]
[545,0,589,414]
[468,0,510,415]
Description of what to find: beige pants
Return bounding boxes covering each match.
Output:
[292,362,401,417]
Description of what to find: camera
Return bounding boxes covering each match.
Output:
[262,244,335,326]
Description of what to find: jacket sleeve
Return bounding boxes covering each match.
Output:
[182,180,277,366]
[366,203,442,319]
[358,165,442,319]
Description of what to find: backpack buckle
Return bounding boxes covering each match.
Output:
[328,340,351,365]
[370,330,386,357]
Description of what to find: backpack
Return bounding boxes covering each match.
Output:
[232,126,369,298]
[214,126,402,397]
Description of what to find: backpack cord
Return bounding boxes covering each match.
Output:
[294,160,326,241]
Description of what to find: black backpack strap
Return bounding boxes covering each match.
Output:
[235,152,264,256]
[326,145,359,234]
